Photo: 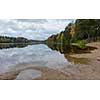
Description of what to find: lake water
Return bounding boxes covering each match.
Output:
[0,44,71,74]
[0,43,96,75]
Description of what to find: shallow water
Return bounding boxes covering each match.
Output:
[16,69,42,80]
[0,44,70,73]
[0,43,96,74]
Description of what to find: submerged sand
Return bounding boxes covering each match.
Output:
[0,42,100,80]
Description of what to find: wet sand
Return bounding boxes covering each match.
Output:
[0,42,100,80]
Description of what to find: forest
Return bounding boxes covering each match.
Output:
[46,19,100,48]
[0,36,29,43]
[0,36,44,44]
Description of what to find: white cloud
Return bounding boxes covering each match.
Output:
[0,19,74,40]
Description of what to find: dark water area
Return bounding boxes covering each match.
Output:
[47,43,97,64]
[0,43,28,49]
[0,43,97,74]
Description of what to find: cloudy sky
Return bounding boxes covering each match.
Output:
[0,19,74,40]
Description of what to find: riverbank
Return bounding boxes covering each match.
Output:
[67,42,100,79]
[0,42,100,80]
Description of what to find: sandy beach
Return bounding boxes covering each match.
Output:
[0,42,100,80]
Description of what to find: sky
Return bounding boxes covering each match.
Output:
[0,19,74,40]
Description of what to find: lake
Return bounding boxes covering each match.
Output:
[0,44,70,73]
[0,43,97,79]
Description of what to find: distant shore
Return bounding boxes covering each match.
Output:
[0,42,100,80]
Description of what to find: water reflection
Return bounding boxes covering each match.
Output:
[46,43,97,64]
[0,43,28,49]
[0,43,97,64]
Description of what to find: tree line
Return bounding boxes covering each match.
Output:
[0,36,30,43]
[46,19,100,48]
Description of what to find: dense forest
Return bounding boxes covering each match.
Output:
[0,36,44,44]
[0,36,30,43]
[46,19,100,48]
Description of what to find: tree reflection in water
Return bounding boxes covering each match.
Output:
[46,42,97,64]
[0,43,28,49]
[0,42,97,64]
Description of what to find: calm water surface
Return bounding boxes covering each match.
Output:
[0,44,70,73]
[0,43,96,74]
